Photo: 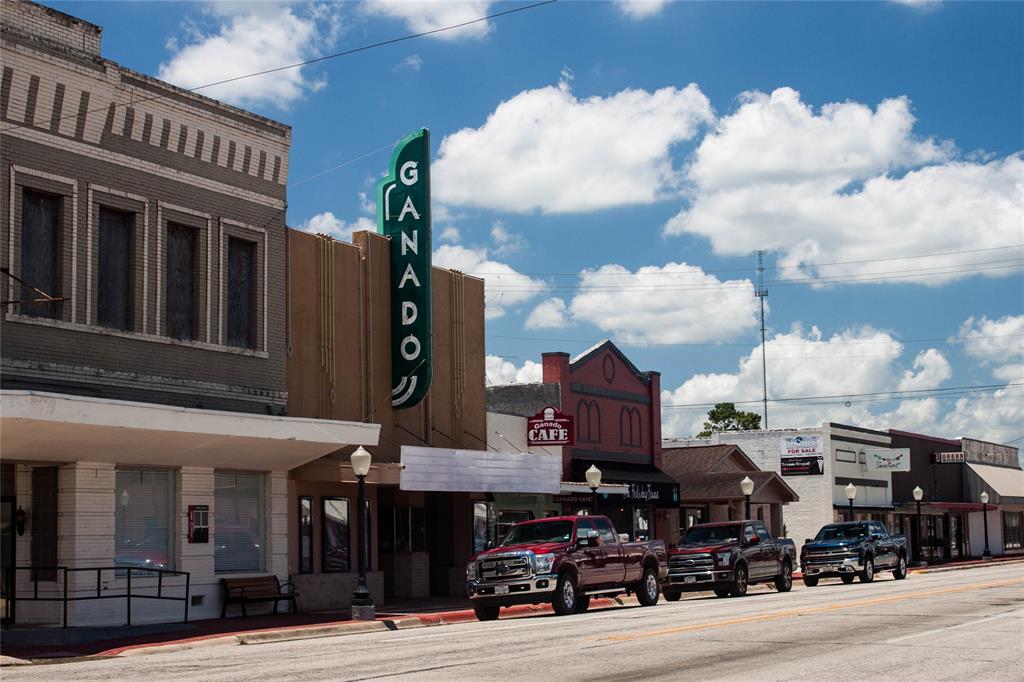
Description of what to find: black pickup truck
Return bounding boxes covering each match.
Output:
[800,520,908,586]
[664,520,796,599]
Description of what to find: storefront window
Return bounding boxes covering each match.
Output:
[214,472,264,573]
[298,496,313,574]
[1003,512,1022,550]
[496,511,533,544]
[322,497,350,572]
[115,469,173,573]
[379,507,426,553]
[472,502,496,554]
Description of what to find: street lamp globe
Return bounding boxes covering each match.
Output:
[740,476,755,497]
[845,482,857,501]
[980,490,989,505]
[913,486,924,502]
[585,465,602,490]
[351,446,372,478]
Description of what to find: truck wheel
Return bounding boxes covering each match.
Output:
[802,576,819,587]
[576,595,591,613]
[893,554,908,580]
[729,564,748,597]
[552,573,578,615]
[474,605,500,621]
[713,587,731,598]
[636,566,660,606]
[774,561,793,593]
[859,557,875,583]
[841,575,855,584]
[664,590,682,602]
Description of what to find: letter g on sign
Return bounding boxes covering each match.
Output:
[400,161,419,186]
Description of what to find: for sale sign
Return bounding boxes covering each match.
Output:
[527,406,574,447]
[781,435,822,457]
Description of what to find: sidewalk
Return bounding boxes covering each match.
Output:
[0,595,631,662]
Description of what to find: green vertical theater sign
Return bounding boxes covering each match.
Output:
[378,129,432,408]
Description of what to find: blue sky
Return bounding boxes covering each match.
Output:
[50,0,1024,443]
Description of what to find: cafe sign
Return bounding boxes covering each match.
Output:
[527,406,574,447]
[378,129,432,408]
[866,448,911,472]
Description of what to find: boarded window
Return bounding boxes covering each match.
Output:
[97,207,133,330]
[31,466,58,581]
[19,189,60,318]
[165,223,195,340]
[226,238,255,349]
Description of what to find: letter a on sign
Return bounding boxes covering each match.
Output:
[378,129,432,408]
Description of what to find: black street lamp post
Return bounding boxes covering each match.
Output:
[350,446,374,620]
[912,486,925,566]
[585,465,602,515]
[740,476,754,519]
[981,491,993,560]
[845,483,857,522]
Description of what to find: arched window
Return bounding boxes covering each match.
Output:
[577,399,590,441]
[631,408,642,447]
[590,401,601,441]
[620,406,632,446]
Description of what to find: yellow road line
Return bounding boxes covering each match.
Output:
[606,577,1024,642]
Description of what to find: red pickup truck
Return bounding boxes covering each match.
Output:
[466,515,668,621]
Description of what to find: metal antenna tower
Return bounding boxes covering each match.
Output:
[755,251,768,429]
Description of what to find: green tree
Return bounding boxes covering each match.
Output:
[697,402,762,438]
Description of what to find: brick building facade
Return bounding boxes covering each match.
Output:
[0,1,377,627]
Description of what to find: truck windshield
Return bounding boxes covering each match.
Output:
[681,525,740,545]
[501,520,574,547]
[815,524,868,541]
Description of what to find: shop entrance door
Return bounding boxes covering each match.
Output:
[1,497,14,627]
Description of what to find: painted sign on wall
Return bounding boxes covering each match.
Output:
[527,406,574,447]
[378,129,432,408]
[866,448,911,472]
[935,451,966,463]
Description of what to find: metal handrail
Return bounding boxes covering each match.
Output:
[4,566,190,628]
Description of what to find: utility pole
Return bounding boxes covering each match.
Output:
[755,251,768,429]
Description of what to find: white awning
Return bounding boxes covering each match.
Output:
[559,481,629,495]
[400,445,560,493]
[966,463,1024,504]
[1,390,380,471]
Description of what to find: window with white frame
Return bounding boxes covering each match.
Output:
[1003,512,1022,550]
[115,469,174,572]
[836,449,857,463]
[214,472,264,573]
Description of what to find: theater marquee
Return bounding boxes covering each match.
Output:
[378,129,432,408]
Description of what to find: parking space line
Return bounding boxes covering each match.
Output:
[882,609,1022,643]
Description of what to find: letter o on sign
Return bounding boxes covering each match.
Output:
[400,335,421,361]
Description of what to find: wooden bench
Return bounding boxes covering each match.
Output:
[221,576,298,618]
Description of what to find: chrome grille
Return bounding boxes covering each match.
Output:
[478,556,531,581]
[669,553,713,573]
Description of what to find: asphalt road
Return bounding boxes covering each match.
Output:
[7,563,1024,682]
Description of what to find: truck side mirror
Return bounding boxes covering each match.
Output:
[576,528,600,548]
[746,535,760,546]
[805,538,812,545]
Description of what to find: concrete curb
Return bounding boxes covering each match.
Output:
[0,655,33,666]
[116,634,241,656]
[238,620,388,645]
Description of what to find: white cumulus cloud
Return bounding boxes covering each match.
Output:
[615,0,668,20]
[433,77,714,213]
[393,54,423,72]
[897,349,952,391]
[296,212,375,243]
[957,314,1024,363]
[664,87,1024,285]
[432,244,546,319]
[158,4,341,109]
[361,1,493,40]
[486,356,543,386]
[525,297,570,329]
[568,263,759,344]
[438,226,461,243]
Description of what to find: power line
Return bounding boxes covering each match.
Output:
[1,0,559,134]
[486,332,1024,349]
[473,258,1024,291]
[463,244,1024,278]
[661,382,1024,410]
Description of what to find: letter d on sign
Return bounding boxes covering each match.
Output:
[378,129,432,408]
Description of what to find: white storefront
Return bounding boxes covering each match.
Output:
[1,390,379,627]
